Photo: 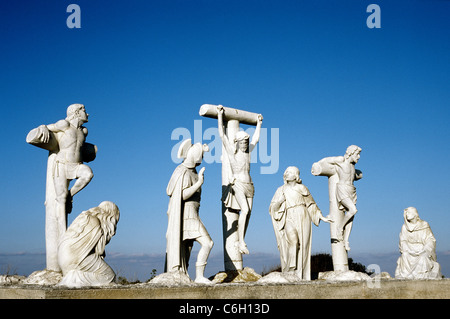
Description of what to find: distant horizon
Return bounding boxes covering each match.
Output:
[2,248,449,282]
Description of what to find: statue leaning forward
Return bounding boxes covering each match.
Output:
[57,201,120,287]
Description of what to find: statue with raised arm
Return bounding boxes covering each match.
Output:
[26,103,96,272]
[311,145,362,271]
[199,103,263,271]
[217,105,263,255]
[165,139,214,283]
[269,166,332,279]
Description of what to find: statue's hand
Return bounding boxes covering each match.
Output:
[217,105,224,115]
[321,215,334,223]
[198,167,205,184]
[257,114,263,123]
[39,125,50,143]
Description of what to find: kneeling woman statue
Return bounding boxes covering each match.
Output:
[395,207,441,280]
[57,201,120,287]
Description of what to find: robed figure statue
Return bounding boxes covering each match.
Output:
[395,207,441,280]
[269,166,332,280]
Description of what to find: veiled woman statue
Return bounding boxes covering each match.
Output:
[57,201,120,287]
[395,207,441,279]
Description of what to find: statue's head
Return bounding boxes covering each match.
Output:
[234,131,250,153]
[283,166,302,184]
[178,139,209,168]
[404,207,419,223]
[89,201,120,241]
[66,103,88,123]
[345,145,361,163]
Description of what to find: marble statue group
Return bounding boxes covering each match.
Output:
[23,103,442,287]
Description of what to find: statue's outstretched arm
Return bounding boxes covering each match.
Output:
[217,105,234,155]
[250,114,263,151]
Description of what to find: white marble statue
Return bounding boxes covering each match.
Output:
[199,104,263,271]
[57,201,120,287]
[26,103,96,272]
[311,145,362,271]
[395,207,442,280]
[269,166,332,280]
[165,139,214,284]
[217,105,262,256]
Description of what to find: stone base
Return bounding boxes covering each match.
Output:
[1,278,450,299]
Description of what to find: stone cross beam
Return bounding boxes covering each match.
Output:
[199,104,261,271]
[199,104,261,126]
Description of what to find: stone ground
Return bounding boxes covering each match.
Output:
[1,268,449,299]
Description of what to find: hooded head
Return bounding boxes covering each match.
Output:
[403,207,428,232]
[85,201,120,244]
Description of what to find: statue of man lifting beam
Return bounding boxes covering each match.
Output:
[199,104,262,271]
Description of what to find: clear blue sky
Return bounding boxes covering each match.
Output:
[1,0,449,281]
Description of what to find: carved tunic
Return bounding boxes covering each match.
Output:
[165,164,209,273]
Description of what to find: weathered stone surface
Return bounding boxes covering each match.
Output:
[22,269,62,285]
[148,270,193,286]
[210,267,262,283]
[318,270,372,281]
[258,271,306,284]
[0,275,26,285]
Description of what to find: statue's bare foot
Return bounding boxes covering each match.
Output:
[238,241,249,255]
[344,241,351,251]
[195,276,213,284]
